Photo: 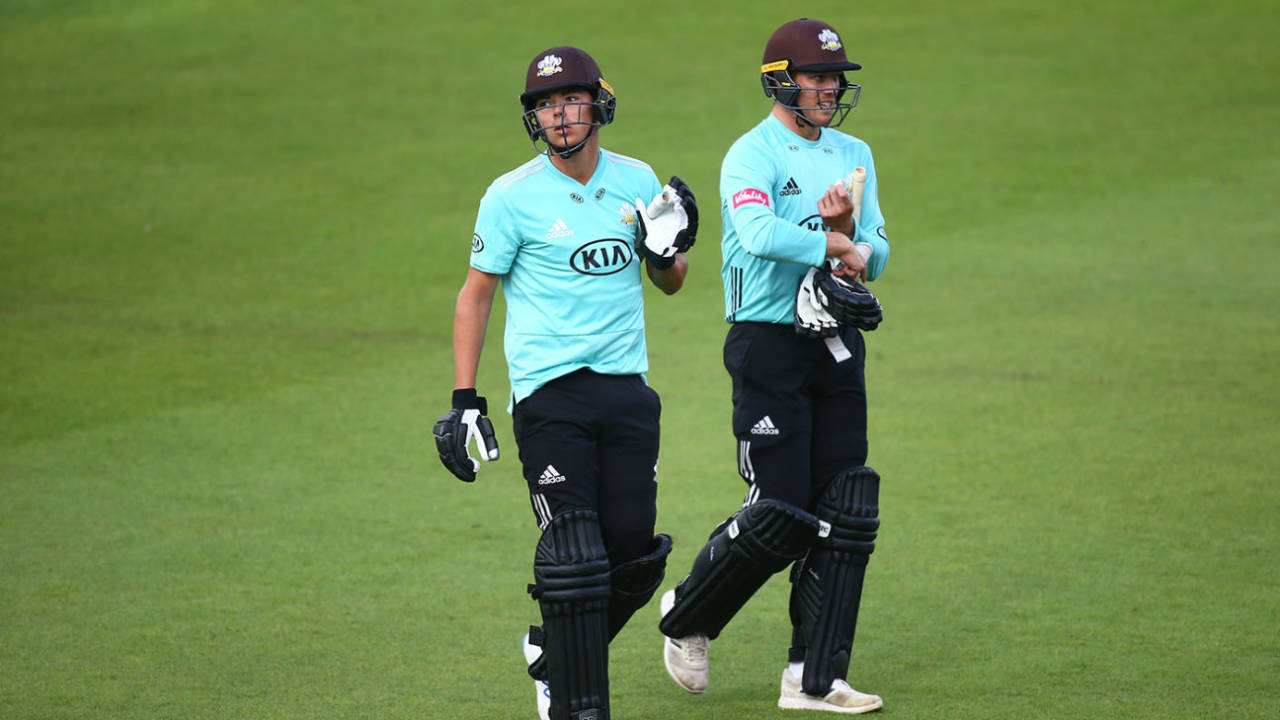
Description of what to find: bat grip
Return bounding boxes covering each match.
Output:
[646,189,672,219]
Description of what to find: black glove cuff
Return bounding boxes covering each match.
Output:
[451,388,487,413]
[644,250,676,271]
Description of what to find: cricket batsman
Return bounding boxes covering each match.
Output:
[657,18,890,714]
[432,46,698,720]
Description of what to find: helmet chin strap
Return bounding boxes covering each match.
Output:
[791,108,818,129]
[545,123,599,158]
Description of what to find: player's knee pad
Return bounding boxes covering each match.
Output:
[531,509,611,720]
[527,533,672,686]
[659,499,820,640]
[790,466,880,696]
[608,533,672,640]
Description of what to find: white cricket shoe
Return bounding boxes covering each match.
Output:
[659,589,709,694]
[521,632,551,720]
[778,668,883,714]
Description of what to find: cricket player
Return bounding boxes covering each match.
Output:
[657,18,890,714]
[432,46,698,720]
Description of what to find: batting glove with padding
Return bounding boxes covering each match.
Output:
[813,267,883,332]
[795,267,840,339]
[433,388,499,482]
[668,175,698,252]
[634,175,698,270]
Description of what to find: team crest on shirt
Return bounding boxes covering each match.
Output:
[619,203,637,225]
[536,54,563,77]
[818,29,842,51]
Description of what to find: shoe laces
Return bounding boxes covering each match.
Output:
[677,635,708,663]
[828,679,876,702]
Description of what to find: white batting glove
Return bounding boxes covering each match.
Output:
[794,267,840,339]
[633,184,689,270]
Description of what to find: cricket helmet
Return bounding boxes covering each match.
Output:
[520,46,616,158]
[760,18,861,127]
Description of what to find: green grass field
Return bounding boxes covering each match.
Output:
[3,1,1278,718]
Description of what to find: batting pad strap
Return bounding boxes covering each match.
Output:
[659,500,819,640]
[533,510,611,720]
[793,467,880,696]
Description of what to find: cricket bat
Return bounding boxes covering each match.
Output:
[645,187,673,219]
[845,166,867,224]
[823,166,869,363]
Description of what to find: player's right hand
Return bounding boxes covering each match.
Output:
[817,181,855,236]
[813,267,883,332]
[666,175,698,252]
[433,388,499,482]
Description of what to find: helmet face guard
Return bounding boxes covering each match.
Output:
[761,61,860,128]
[520,80,616,158]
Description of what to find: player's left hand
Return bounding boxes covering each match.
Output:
[634,176,697,270]
[795,267,840,339]
[433,388,499,482]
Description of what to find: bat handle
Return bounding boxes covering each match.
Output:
[847,166,867,224]
[646,190,672,219]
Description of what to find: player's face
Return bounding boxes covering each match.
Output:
[532,88,595,150]
[792,71,844,126]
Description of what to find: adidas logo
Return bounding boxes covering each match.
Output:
[780,177,802,196]
[538,464,567,485]
[545,218,574,239]
[750,416,780,435]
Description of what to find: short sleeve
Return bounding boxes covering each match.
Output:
[470,186,518,274]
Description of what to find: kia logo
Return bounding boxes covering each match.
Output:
[798,214,832,233]
[571,238,633,275]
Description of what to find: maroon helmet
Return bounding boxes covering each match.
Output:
[760,19,861,127]
[519,46,616,158]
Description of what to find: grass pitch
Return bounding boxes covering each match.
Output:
[3,1,1277,718]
